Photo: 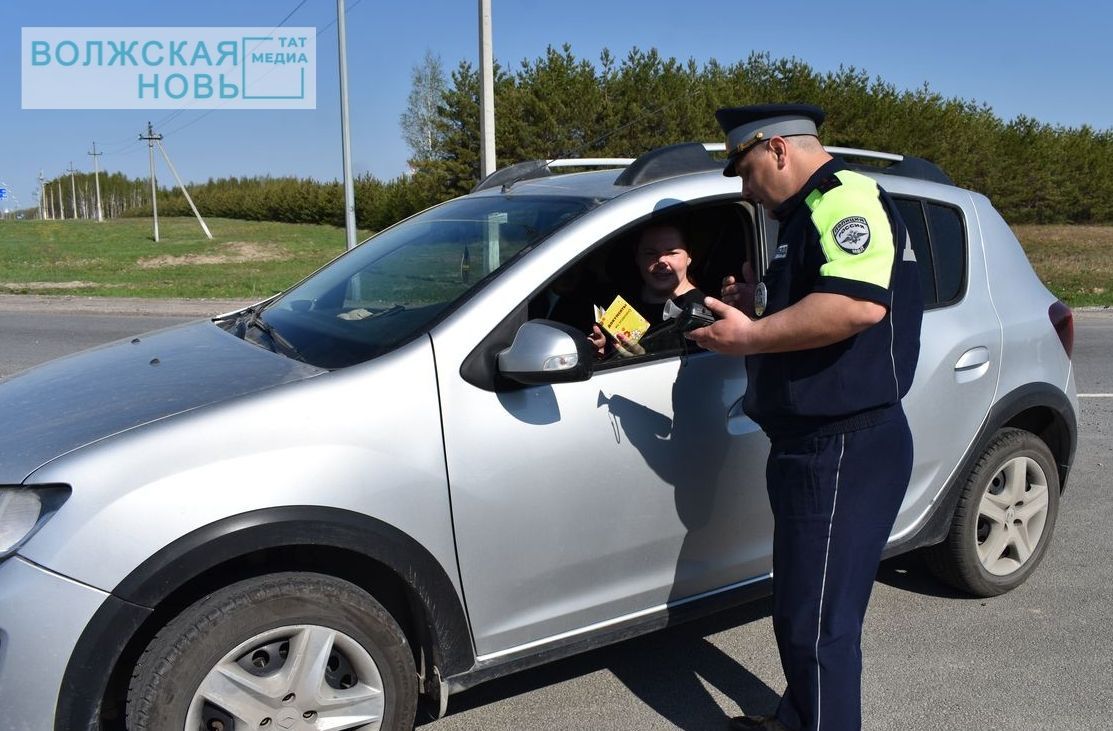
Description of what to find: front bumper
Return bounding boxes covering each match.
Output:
[0,556,108,729]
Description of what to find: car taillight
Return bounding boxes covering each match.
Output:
[1048,300,1074,358]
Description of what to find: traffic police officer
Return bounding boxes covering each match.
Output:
[688,104,923,731]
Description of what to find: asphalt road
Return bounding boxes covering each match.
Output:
[1,305,1110,730]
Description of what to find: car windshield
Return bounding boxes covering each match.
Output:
[246,194,597,369]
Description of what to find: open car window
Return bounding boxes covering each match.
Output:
[527,201,756,368]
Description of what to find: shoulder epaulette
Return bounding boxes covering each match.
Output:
[814,175,843,194]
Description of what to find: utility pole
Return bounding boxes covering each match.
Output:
[88,142,104,222]
[336,0,357,251]
[66,162,79,219]
[478,0,496,177]
[38,171,46,220]
[139,122,162,242]
[156,138,212,239]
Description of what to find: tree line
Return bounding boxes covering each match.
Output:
[47,47,1113,228]
[122,174,441,233]
[33,171,150,221]
[414,47,1113,224]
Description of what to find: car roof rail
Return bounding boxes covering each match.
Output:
[472,142,952,193]
[614,142,723,186]
[472,157,635,193]
[704,142,953,185]
[613,141,954,187]
[824,146,954,185]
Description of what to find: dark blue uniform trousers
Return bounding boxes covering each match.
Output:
[767,409,912,731]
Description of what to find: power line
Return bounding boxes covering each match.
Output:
[95,0,324,157]
[100,135,146,156]
[152,0,317,132]
[272,0,314,33]
[160,0,366,139]
[316,0,364,38]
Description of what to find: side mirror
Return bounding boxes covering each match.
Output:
[497,320,594,385]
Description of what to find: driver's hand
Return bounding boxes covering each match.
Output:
[613,332,646,358]
[722,261,757,317]
[589,325,607,359]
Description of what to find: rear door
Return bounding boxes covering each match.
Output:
[887,185,1002,538]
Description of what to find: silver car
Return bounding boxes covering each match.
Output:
[0,143,1078,730]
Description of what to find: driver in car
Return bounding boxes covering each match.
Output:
[589,222,707,358]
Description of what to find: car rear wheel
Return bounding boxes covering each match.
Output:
[126,572,418,730]
[926,427,1060,597]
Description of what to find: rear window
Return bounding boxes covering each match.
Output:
[926,203,966,304]
[895,198,937,304]
[894,197,967,308]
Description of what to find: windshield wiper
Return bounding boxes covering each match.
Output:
[226,306,303,361]
[373,304,405,318]
[249,309,303,360]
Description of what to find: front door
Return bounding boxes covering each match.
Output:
[435,342,772,657]
[431,200,773,658]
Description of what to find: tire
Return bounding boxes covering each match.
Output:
[126,572,418,731]
[926,427,1060,597]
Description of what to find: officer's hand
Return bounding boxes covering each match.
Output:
[721,261,756,317]
[685,296,760,356]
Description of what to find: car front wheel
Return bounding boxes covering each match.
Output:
[926,427,1060,597]
[126,572,418,730]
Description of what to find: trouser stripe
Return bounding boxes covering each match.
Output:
[813,433,845,731]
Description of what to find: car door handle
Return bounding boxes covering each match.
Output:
[954,346,991,383]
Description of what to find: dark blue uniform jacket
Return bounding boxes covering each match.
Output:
[743,158,923,439]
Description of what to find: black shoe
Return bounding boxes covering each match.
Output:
[727,715,788,730]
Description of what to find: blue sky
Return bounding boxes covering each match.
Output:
[2,0,1110,209]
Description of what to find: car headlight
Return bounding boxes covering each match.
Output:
[0,485,70,559]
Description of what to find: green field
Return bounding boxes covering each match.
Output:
[1011,225,1113,308]
[0,217,369,299]
[0,217,1110,307]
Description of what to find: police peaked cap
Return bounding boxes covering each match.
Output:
[716,103,826,177]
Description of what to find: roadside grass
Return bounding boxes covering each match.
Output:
[0,217,369,299]
[1011,224,1113,308]
[0,218,1110,307]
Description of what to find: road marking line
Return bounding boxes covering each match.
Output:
[1079,394,1113,398]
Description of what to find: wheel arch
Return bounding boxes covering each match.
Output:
[55,506,474,730]
[1001,401,1075,493]
[885,382,1076,559]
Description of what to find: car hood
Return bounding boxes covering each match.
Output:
[0,320,325,484]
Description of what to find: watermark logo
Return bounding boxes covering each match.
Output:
[21,27,316,110]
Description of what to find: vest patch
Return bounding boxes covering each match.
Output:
[833,216,870,254]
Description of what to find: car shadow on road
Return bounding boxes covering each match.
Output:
[427,599,780,729]
[876,550,968,599]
